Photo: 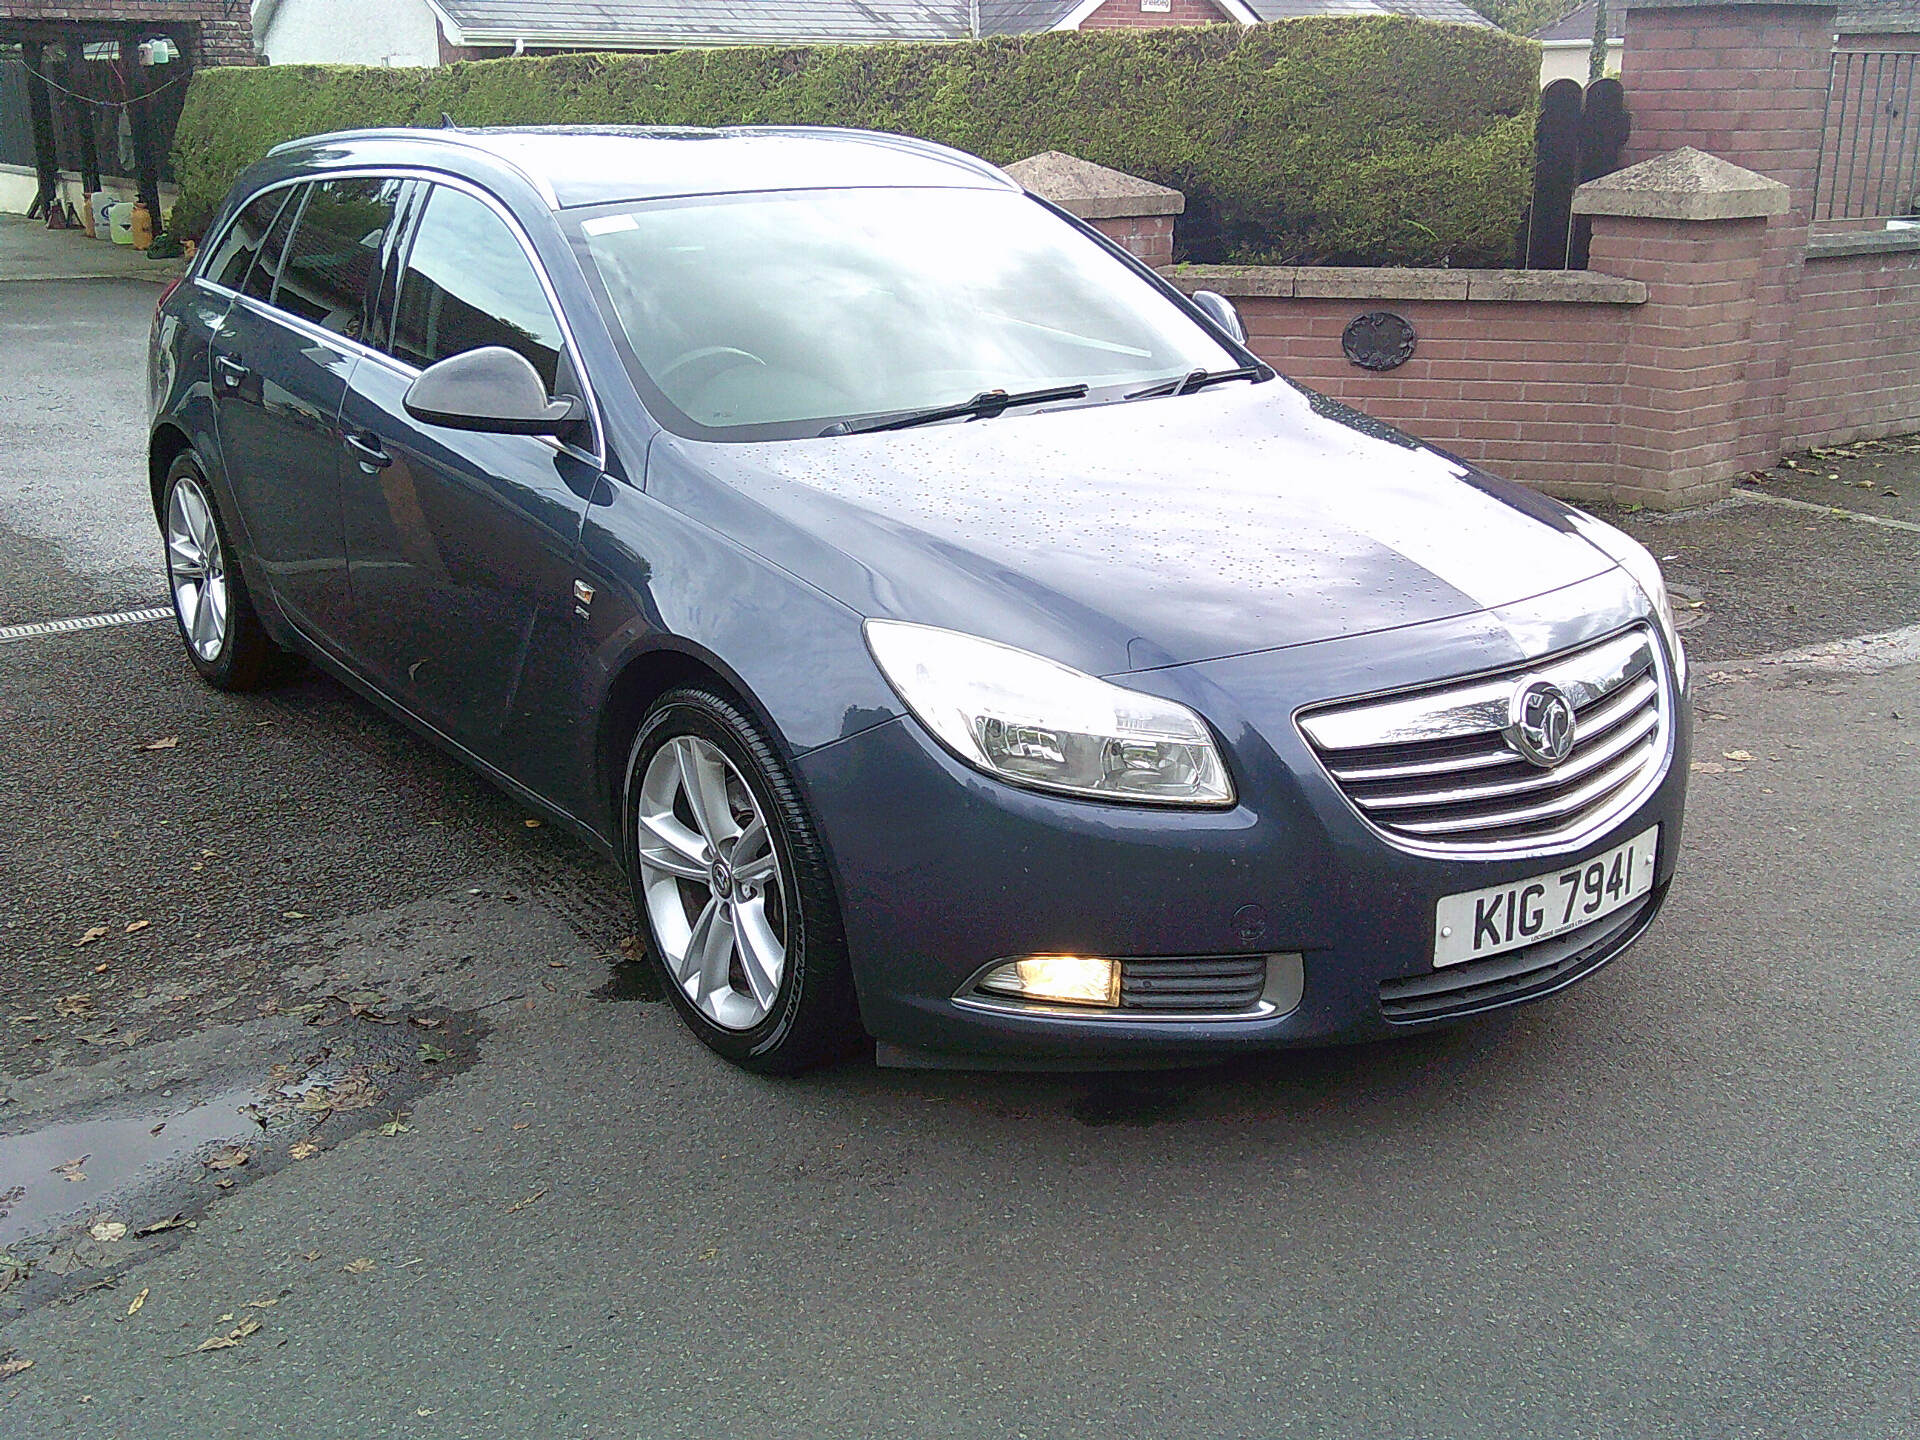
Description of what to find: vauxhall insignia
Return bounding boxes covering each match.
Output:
[1507,680,1577,768]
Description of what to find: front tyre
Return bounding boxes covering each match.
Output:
[623,685,861,1074]
[160,454,290,690]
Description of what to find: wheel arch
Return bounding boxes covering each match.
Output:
[148,423,195,521]
[595,638,786,838]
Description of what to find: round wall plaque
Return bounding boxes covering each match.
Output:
[1341,311,1417,371]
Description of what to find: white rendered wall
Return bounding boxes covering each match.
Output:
[257,0,443,67]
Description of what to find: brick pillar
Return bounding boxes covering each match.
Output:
[1620,0,1836,463]
[1576,148,1791,507]
[1002,151,1185,268]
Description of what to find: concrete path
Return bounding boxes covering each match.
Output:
[0,214,185,285]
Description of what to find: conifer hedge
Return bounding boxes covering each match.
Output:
[171,19,1537,267]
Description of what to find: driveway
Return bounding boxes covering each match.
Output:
[2,261,1918,1439]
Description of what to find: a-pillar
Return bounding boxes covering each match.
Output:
[1575,148,1791,507]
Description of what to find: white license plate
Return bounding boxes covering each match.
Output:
[1433,826,1659,968]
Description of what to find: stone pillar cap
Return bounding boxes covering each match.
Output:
[1572,147,1791,221]
[1003,151,1185,221]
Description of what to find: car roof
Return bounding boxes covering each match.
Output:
[266,124,1020,210]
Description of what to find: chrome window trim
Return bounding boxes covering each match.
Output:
[193,167,605,469]
[1295,624,1677,863]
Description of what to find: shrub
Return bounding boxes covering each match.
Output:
[171,19,1537,267]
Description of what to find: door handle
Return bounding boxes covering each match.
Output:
[343,432,393,470]
[214,354,249,387]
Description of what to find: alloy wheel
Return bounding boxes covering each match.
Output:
[635,735,789,1031]
[165,473,229,662]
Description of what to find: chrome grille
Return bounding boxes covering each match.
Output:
[1298,627,1671,856]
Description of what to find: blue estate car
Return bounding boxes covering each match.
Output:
[147,125,1691,1072]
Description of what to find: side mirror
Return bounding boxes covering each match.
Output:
[402,346,585,436]
[1190,289,1247,346]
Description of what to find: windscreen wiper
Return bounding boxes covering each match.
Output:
[1125,364,1264,401]
[823,383,1090,436]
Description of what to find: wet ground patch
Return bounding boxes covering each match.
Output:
[0,1005,481,1316]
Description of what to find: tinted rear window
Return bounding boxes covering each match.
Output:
[274,177,406,340]
[242,187,303,303]
[204,188,289,292]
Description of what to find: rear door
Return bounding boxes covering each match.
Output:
[208,178,405,647]
[338,180,600,777]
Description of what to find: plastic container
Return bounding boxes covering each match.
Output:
[90,191,115,240]
[108,203,134,245]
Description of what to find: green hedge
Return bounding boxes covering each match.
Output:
[172,19,1537,267]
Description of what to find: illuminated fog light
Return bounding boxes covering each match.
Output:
[977,954,1120,1007]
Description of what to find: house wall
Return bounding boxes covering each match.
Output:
[1077,0,1233,30]
[1539,40,1622,86]
[258,0,442,67]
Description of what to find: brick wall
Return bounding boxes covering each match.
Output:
[1172,268,1643,499]
[0,2,255,64]
[1079,0,1234,29]
[1090,213,1175,267]
[1788,244,1920,445]
[1620,3,1834,467]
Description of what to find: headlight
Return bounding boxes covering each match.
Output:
[863,620,1234,806]
[1568,510,1688,688]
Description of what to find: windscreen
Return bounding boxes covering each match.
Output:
[575,187,1237,441]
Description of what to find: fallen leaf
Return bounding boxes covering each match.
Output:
[1691,761,1726,774]
[1723,750,1754,762]
[406,1015,444,1030]
[194,1315,261,1351]
[698,1247,719,1262]
[204,1147,250,1172]
[376,1115,411,1137]
[282,911,307,920]
[288,1141,320,1160]
[342,1257,375,1274]
[133,1214,190,1236]
[124,920,150,935]
[127,1287,149,1316]
[418,1042,452,1064]
[512,1121,530,1131]
[297,1250,320,1262]
[523,818,542,828]
[505,1188,546,1214]
[138,736,179,751]
[246,1296,279,1309]
[52,1155,89,1183]
[56,993,94,1014]
[0,1357,31,1377]
[88,1221,127,1243]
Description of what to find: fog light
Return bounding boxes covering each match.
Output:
[977,954,1121,1007]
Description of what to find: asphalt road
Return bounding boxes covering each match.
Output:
[3,271,1918,1440]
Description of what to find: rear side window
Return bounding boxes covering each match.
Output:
[273,177,406,340]
[242,186,304,304]
[390,185,564,390]
[203,188,289,291]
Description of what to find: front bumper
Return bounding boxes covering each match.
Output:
[795,578,1691,1065]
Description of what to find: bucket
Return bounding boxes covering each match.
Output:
[108,203,134,245]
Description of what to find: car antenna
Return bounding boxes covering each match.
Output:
[440,112,459,129]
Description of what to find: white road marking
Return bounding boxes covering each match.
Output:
[1713,621,1920,675]
[1734,488,1920,534]
[0,606,173,645]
